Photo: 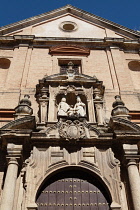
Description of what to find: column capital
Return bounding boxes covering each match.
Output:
[39,98,49,103]
[94,101,103,107]
[123,144,140,163]
[38,93,49,107]
[0,144,22,210]
[7,143,22,161]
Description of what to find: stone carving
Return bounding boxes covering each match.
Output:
[41,120,100,140]
[59,120,86,141]
[67,105,74,117]
[57,96,86,118]
[66,61,76,79]
[57,97,70,116]
[111,95,130,120]
[14,95,33,119]
[74,96,86,117]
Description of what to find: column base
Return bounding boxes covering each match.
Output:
[110,202,121,210]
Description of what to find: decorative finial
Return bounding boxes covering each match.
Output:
[112,95,124,107]
[111,95,130,120]
[20,95,31,106]
[14,95,33,119]
[68,61,74,69]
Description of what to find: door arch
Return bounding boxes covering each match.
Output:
[36,169,110,209]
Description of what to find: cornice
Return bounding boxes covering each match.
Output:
[0,36,140,51]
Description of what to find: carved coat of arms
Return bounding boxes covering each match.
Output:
[59,120,86,141]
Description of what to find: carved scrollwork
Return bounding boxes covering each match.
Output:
[59,120,86,141]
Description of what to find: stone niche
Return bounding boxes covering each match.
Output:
[36,65,105,126]
[56,91,88,120]
[34,66,106,142]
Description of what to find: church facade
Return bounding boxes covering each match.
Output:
[0,5,140,210]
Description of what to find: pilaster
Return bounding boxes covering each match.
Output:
[110,47,134,92]
[94,88,104,125]
[38,87,49,124]
[6,45,29,89]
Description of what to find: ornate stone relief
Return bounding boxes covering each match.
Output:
[41,120,99,141]
[59,120,86,141]
[57,96,86,118]
[36,68,105,124]
[22,146,122,209]
[34,69,106,142]
[57,97,70,117]
[49,44,90,56]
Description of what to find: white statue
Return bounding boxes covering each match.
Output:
[74,96,86,117]
[58,97,70,116]
[67,105,74,116]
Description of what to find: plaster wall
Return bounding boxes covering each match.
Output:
[6,15,127,39]
[125,53,140,91]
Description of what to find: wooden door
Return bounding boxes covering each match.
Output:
[36,170,110,210]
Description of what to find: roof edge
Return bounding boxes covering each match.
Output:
[0,4,140,38]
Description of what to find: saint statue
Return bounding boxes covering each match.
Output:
[67,105,74,117]
[74,96,86,117]
[57,97,70,116]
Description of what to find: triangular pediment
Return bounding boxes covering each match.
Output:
[0,5,140,39]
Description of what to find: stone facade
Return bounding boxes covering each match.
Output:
[0,5,140,210]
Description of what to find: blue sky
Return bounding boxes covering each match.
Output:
[0,0,140,31]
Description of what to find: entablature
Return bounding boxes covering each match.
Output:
[0,36,140,51]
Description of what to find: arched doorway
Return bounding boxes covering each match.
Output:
[36,169,110,209]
